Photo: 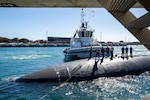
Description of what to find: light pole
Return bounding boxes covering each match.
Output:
[100,32,102,42]
[46,31,48,43]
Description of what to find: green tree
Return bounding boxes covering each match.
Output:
[0,37,11,43]
[19,38,29,43]
[11,38,19,43]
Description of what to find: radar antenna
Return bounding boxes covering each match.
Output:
[81,8,85,23]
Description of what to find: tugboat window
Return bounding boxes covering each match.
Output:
[86,31,88,37]
[82,32,84,37]
[90,32,93,37]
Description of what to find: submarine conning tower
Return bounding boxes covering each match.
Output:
[16,55,150,82]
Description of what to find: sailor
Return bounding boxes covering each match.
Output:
[110,46,114,60]
[101,47,105,58]
[96,50,100,58]
[100,57,104,65]
[121,46,124,58]
[106,46,110,57]
[130,46,133,57]
[100,47,105,64]
[125,46,128,58]
[92,58,99,76]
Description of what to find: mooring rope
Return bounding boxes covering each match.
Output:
[40,64,82,100]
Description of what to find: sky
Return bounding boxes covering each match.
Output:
[0,8,148,42]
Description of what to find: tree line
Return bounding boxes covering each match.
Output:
[0,37,30,43]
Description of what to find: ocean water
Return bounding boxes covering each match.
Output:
[0,45,150,100]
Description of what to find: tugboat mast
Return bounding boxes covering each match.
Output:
[81,8,85,24]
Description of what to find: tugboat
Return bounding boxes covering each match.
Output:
[63,9,102,61]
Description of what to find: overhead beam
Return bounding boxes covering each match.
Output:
[0,0,142,8]
[111,11,150,50]
[125,13,150,29]
[0,0,102,7]
[108,0,136,13]
[138,0,150,12]
[98,0,150,50]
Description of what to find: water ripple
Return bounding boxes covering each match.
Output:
[12,54,51,60]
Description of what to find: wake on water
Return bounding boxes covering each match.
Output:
[12,54,51,60]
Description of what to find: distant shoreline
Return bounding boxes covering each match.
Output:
[0,42,142,47]
[0,43,70,47]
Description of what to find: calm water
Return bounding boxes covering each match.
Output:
[0,45,150,100]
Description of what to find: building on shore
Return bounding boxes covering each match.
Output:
[47,37,71,44]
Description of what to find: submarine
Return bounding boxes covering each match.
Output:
[16,55,150,82]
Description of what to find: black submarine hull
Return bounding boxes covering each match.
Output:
[16,55,150,82]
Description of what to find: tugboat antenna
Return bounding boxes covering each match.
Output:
[81,8,85,24]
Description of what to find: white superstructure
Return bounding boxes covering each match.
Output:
[63,9,102,61]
